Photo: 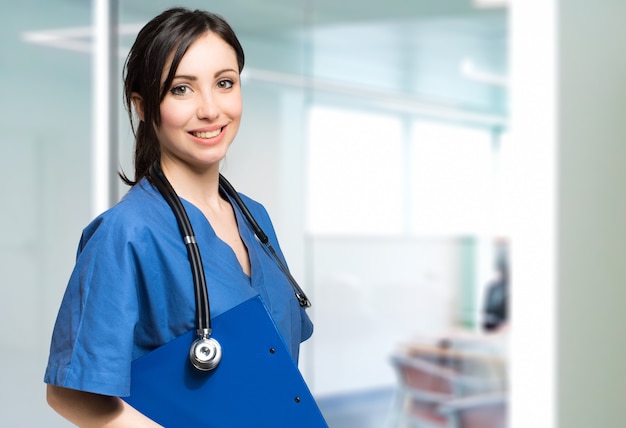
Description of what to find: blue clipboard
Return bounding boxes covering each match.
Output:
[122,296,328,427]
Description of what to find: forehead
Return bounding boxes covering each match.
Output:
[166,32,238,78]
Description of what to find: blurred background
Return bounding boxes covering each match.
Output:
[2,1,626,427]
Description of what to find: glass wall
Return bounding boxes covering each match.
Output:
[1,1,93,426]
[1,1,508,426]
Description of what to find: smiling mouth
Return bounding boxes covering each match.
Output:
[191,128,222,139]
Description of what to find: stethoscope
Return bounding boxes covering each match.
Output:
[149,162,311,371]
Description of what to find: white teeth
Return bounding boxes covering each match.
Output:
[193,129,221,139]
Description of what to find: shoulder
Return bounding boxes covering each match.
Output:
[235,192,274,229]
[237,192,269,215]
[79,179,170,249]
[112,178,165,219]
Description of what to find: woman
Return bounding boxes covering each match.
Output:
[44,8,313,426]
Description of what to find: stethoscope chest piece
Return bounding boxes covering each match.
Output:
[190,336,222,371]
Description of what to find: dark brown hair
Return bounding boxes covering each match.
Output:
[120,7,245,185]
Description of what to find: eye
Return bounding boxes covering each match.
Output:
[170,84,190,96]
[217,79,234,90]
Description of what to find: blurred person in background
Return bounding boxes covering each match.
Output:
[483,240,509,332]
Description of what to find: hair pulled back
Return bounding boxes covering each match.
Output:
[121,7,245,185]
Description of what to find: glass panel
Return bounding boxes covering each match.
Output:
[1,1,93,426]
[304,6,509,428]
[4,2,508,426]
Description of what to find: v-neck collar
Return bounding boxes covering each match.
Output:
[176,189,262,285]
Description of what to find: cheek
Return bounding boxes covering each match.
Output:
[224,96,243,120]
[159,101,189,128]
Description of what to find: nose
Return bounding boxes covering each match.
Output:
[196,90,220,121]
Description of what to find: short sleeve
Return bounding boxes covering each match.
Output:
[44,212,141,397]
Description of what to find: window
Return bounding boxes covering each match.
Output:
[409,121,495,236]
[307,106,405,235]
[307,106,499,237]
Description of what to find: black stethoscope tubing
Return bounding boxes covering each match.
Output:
[217,174,311,309]
[148,162,310,370]
[149,163,212,336]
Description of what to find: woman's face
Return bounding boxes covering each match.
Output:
[155,31,242,171]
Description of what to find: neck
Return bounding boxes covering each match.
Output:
[159,158,223,209]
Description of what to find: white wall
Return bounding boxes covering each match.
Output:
[508,1,557,427]
[510,1,626,427]
[557,1,626,426]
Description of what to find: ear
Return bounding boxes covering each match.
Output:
[131,93,145,122]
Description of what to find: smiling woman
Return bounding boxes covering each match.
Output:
[42,7,318,427]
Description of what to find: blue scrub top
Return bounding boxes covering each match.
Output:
[44,178,313,397]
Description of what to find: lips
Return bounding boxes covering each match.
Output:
[191,128,222,139]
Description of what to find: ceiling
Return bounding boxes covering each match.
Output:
[118,0,505,34]
[13,0,507,50]
[5,0,508,129]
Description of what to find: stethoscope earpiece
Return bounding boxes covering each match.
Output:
[189,336,222,371]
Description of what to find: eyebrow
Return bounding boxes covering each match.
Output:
[173,68,239,81]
